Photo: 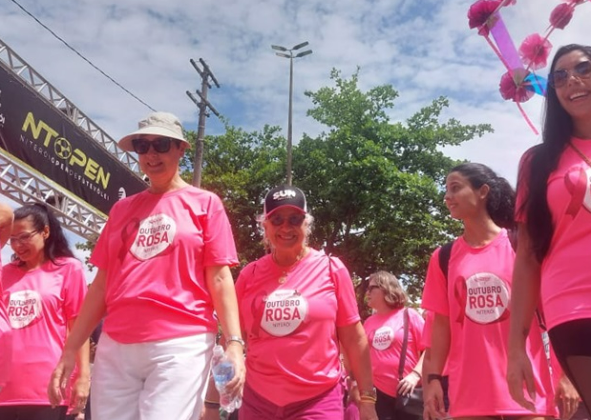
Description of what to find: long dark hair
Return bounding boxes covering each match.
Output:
[13,203,75,264]
[521,44,591,263]
[450,162,515,230]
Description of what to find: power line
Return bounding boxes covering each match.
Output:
[9,0,156,112]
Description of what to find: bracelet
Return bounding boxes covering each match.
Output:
[427,373,444,384]
[204,400,220,409]
[412,369,422,379]
[359,396,377,404]
[226,335,245,348]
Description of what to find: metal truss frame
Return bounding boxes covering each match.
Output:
[0,38,142,177]
[0,149,105,239]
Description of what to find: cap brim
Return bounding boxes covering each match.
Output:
[118,127,189,152]
[266,205,307,217]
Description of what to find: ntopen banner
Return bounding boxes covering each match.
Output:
[0,63,146,214]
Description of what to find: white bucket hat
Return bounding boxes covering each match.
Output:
[118,112,190,152]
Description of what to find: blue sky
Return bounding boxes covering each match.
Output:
[1,0,590,274]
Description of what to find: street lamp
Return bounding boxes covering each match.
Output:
[271,41,313,186]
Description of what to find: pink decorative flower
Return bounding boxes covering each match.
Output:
[468,0,503,36]
[550,3,574,29]
[502,0,517,5]
[519,33,552,70]
[499,70,534,103]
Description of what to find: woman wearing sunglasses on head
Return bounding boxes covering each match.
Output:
[232,185,377,420]
[508,44,591,414]
[363,271,425,420]
[0,203,89,420]
[49,112,245,420]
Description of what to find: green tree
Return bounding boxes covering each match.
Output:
[292,69,492,300]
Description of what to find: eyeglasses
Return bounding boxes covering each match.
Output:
[131,137,180,155]
[548,61,591,89]
[367,285,380,292]
[268,214,306,227]
[9,230,40,246]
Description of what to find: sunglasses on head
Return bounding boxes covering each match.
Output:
[548,61,591,89]
[131,137,180,155]
[268,213,306,227]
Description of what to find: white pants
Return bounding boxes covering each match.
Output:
[91,332,215,420]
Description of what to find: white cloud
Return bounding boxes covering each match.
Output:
[0,0,590,243]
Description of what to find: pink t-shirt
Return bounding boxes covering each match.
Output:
[421,230,556,417]
[236,249,360,406]
[91,186,238,343]
[516,138,591,330]
[0,256,12,390]
[364,308,424,397]
[0,257,87,405]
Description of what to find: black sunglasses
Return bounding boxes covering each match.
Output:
[548,61,591,89]
[131,137,180,155]
[268,214,306,227]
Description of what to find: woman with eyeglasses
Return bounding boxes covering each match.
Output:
[232,185,378,420]
[49,112,245,420]
[508,44,591,414]
[0,203,89,420]
[363,271,425,420]
[0,203,13,395]
[422,163,559,420]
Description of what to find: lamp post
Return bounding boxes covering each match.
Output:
[271,42,312,186]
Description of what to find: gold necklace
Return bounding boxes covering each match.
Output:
[272,247,308,284]
[569,142,591,167]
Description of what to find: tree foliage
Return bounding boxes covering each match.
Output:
[292,69,492,299]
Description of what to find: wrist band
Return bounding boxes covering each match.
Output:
[204,400,220,408]
[412,369,422,379]
[359,396,377,404]
[427,373,444,384]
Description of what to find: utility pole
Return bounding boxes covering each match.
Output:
[187,58,220,187]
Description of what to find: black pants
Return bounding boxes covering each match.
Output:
[375,388,421,420]
[549,318,591,415]
[0,405,68,420]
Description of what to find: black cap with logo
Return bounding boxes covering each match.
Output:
[264,185,307,216]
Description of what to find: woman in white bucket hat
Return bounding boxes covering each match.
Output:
[49,112,245,420]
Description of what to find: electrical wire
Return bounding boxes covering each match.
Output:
[9,0,156,112]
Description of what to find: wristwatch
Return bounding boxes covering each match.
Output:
[359,387,377,399]
[427,374,444,384]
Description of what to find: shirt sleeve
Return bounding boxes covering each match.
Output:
[421,248,450,317]
[420,311,434,348]
[202,194,239,267]
[62,258,88,320]
[331,257,361,327]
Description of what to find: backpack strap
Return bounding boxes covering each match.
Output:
[438,241,455,284]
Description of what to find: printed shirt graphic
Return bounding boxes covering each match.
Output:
[422,230,556,417]
[91,186,238,343]
[516,138,591,330]
[235,249,360,407]
[364,308,424,397]
[0,257,87,406]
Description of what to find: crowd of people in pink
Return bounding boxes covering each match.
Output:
[0,42,590,420]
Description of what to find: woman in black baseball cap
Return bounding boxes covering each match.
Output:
[230,184,378,420]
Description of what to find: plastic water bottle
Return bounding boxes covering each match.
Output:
[211,345,242,413]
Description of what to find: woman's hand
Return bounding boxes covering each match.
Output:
[224,343,245,399]
[423,379,446,420]
[397,370,421,396]
[69,374,90,414]
[556,374,580,420]
[507,348,536,411]
[358,402,379,420]
[48,349,77,407]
